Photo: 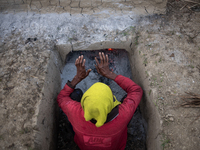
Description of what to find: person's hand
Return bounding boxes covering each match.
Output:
[70,55,91,87]
[95,52,117,80]
[75,55,91,80]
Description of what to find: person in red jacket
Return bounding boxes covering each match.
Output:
[57,52,143,150]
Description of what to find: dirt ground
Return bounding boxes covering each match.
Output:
[0,0,200,149]
[0,37,55,149]
[131,1,200,149]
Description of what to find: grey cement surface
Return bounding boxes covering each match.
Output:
[59,50,146,150]
[0,12,140,50]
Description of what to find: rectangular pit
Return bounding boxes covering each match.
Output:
[58,49,146,149]
[35,46,161,150]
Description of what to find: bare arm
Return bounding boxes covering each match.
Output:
[57,55,91,107]
[69,55,92,88]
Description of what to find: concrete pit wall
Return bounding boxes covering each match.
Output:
[34,49,62,150]
[36,41,161,149]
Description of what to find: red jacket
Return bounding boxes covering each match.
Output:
[57,75,143,150]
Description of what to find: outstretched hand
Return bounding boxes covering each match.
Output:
[95,52,117,80]
[75,55,91,81]
[70,55,91,88]
[69,53,117,88]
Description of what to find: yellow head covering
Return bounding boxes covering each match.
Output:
[81,82,121,127]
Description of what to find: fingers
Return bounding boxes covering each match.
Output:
[99,52,103,64]
[75,58,78,66]
[76,53,108,66]
[95,57,100,66]
[80,55,83,65]
[82,59,86,66]
[106,54,109,63]
[75,55,84,66]
[86,69,92,76]
[77,56,81,64]
[95,65,100,73]
[99,52,108,64]
[102,52,106,63]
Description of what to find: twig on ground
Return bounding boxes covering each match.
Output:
[186,5,194,12]
[167,2,174,8]
[180,4,188,10]
[189,3,200,9]
[184,0,200,4]
[179,92,200,123]
[181,92,200,99]
[180,92,200,108]
[3,86,15,90]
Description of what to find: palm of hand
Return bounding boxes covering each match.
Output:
[95,52,117,80]
[96,63,110,77]
[75,55,91,81]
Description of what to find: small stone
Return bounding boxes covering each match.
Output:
[166,114,173,117]
[166,114,174,121]
[170,53,174,57]
[120,36,126,41]
[169,117,174,121]
[160,120,163,125]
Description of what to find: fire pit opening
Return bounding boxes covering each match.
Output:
[57,49,147,150]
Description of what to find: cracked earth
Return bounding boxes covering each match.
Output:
[0,0,166,15]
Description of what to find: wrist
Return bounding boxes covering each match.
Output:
[70,76,82,88]
[107,72,117,80]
